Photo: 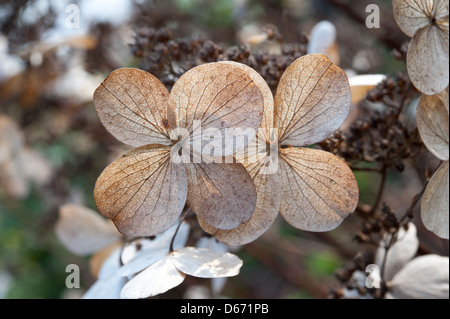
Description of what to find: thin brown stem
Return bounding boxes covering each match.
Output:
[169,208,190,252]
[377,180,429,297]
[398,180,428,225]
[369,166,387,216]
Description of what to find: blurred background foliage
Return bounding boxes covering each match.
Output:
[0,0,447,299]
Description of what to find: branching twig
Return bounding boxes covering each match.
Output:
[398,180,428,225]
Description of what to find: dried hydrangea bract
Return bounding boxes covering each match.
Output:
[274,54,351,147]
[416,88,449,239]
[120,255,186,299]
[387,255,449,299]
[55,204,121,256]
[278,147,359,231]
[109,222,243,299]
[375,223,419,281]
[199,54,359,244]
[82,248,126,299]
[375,224,450,299]
[275,55,358,232]
[170,247,243,278]
[168,62,264,156]
[93,145,188,237]
[94,68,172,147]
[421,161,449,239]
[93,63,264,237]
[307,20,340,66]
[372,223,449,299]
[416,88,449,161]
[197,61,281,245]
[197,161,280,245]
[185,162,257,230]
[393,0,449,95]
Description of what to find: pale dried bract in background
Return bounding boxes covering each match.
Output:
[416,87,449,239]
[93,62,264,238]
[393,0,449,95]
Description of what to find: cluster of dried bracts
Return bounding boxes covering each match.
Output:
[92,54,359,245]
[393,0,449,239]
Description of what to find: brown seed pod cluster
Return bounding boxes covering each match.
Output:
[320,74,424,172]
[329,251,375,299]
[130,27,308,93]
[354,203,402,245]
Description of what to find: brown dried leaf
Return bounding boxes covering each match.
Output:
[421,160,449,239]
[279,147,359,231]
[55,204,121,256]
[274,54,351,147]
[168,62,264,155]
[203,61,279,243]
[93,145,188,237]
[94,68,172,147]
[198,158,280,245]
[417,88,449,161]
[185,162,257,230]
[82,247,126,299]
